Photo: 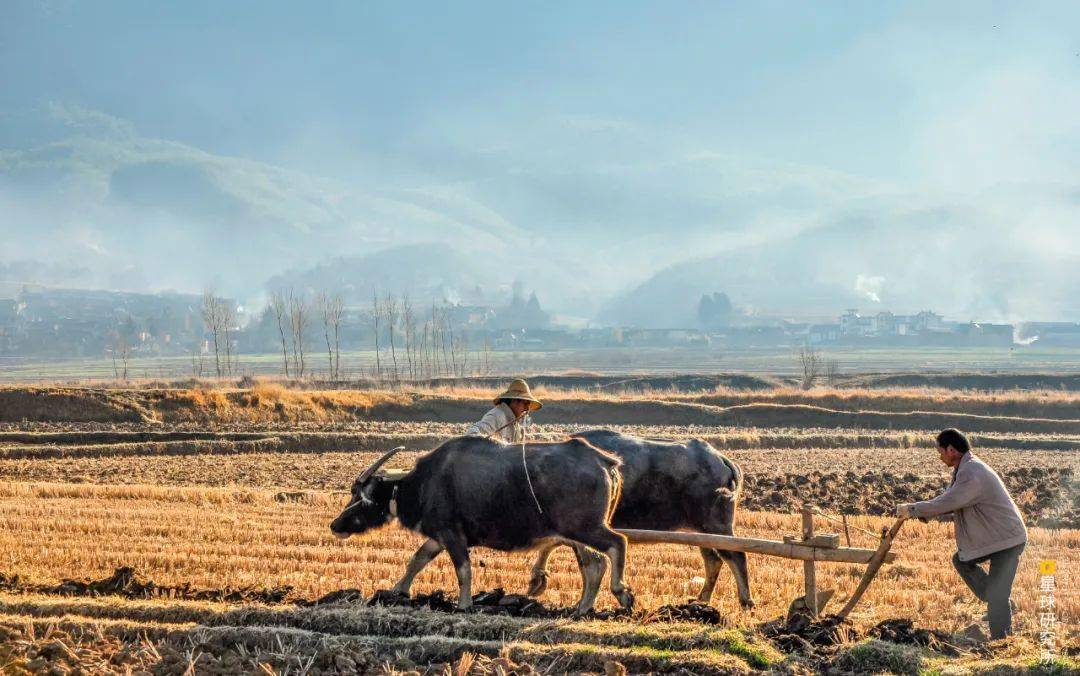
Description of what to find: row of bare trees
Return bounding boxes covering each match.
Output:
[372,293,492,382]
[190,288,494,381]
[267,288,345,379]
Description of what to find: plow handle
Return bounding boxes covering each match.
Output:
[836,517,906,620]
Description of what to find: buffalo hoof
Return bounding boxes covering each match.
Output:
[526,571,549,597]
[740,598,756,611]
[615,587,635,610]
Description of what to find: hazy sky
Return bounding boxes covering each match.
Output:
[2,1,1079,320]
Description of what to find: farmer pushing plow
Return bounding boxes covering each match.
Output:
[897,428,1028,639]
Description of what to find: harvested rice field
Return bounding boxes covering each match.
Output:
[0,378,1076,674]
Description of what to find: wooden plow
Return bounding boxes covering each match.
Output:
[619,504,906,618]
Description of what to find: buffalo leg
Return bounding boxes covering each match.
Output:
[704,509,754,608]
[573,528,633,609]
[698,548,725,603]
[571,544,608,614]
[442,535,473,609]
[720,551,753,608]
[392,538,443,596]
[527,541,558,597]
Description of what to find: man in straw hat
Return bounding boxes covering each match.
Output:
[466,378,542,443]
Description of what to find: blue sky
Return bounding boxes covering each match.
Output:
[1,1,1079,320]
[7,1,1075,180]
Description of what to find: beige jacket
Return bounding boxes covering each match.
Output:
[466,403,524,443]
[909,453,1028,561]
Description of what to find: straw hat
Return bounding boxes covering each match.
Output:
[495,378,543,411]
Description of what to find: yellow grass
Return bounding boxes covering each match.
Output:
[0,481,1074,642]
[149,384,412,423]
[6,381,1080,429]
[368,381,1080,408]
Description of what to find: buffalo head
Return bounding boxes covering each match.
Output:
[330,446,404,539]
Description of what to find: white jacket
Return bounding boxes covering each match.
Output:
[466,402,524,443]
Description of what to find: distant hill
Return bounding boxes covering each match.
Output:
[0,135,523,297]
[601,197,1080,327]
[4,110,1078,323]
[265,243,501,306]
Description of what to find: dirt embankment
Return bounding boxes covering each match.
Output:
[220,371,1080,393]
[847,372,1080,391]
[402,373,788,392]
[5,384,1080,435]
[0,388,152,424]
[394,398,1080,435]
[0,385,410,425]
[681,391,1080,420]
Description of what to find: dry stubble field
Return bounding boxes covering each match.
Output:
[0,379,1076,674]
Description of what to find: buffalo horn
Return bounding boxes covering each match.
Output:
[358,446,406,483]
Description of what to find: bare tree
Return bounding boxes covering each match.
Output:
[483,337,493,375]
[453,329,468,376]
[427,304,436,375]
[384,292,399,382]
[315,291,332,378]
[372,291,382,381]
[329,293,344,380]
[110,331,130,381]
[797,341,822,390]
[825,359,840,387]
[190,342,205,378]
[433,304,451,377]
[316,291,346,379]
[419,317,434,379]
[201,291,223,377]
[288,290,310,378]
[221,301,237,376]
[269,291,290,377]
[417,319,428,379]
[442,311,455,373]
[402,295,415,380]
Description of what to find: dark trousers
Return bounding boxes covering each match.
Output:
[951,542,1025,639]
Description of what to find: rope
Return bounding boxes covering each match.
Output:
[811,507,883,539]
[520,414,544,514]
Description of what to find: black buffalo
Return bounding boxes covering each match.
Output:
[527,429,753,608]
[330,436,635,613]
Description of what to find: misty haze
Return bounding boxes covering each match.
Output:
[4,3,1080,367]
[0,6,1078,673]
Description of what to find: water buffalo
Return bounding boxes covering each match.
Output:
[330,436,635,614]
[527,429,753,608]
